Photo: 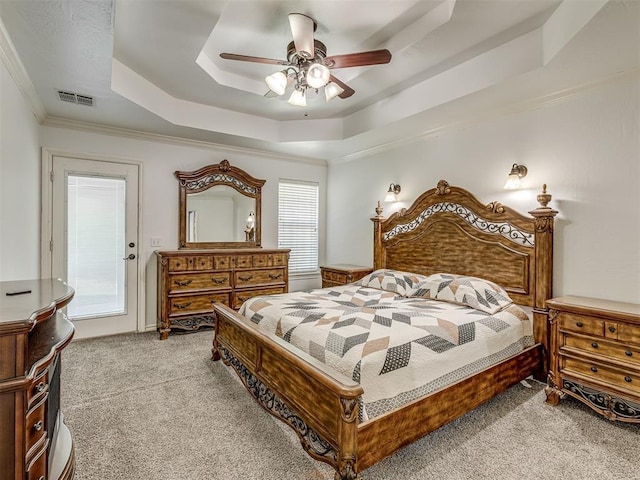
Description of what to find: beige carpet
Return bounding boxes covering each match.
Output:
[61,330,639,480]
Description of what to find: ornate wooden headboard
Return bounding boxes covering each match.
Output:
[371,180,558,355]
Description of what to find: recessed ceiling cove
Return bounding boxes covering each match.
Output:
[108,0,614,144]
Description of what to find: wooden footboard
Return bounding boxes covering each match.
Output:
[214,302,543,479]
[213,303,363,479]
[356,343,542,470]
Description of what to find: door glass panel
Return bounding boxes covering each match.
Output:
[66,175,126,319]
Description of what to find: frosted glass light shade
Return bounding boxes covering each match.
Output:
[504,164,528,189]
[288,88,307,107]
[306,63,330,88]
[324,82,344,101]
[265,71,288,95]
[504,174,521,189]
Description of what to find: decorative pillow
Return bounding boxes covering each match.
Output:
[408,273,513,314]
[355,269,429,296]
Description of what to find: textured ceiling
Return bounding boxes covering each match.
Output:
[0,0,638,162]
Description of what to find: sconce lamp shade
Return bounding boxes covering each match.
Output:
[306,63,331,88]
[265,71,288,96]
[247,211,255,223]
[385,183,401,202]
[504,164,528,189]
[325,82,344,101]
[288,88,307,107]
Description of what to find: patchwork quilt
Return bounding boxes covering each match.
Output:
[239,284,533,421]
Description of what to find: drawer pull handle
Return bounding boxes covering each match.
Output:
[211,278,226,284]
[33,421,43,431]
[35,382,45,393]
[174,279,192,287]
[625,350,633,357]
[608,326,616,333]
[591,342,599,348]
[590,366,598,373]
[625,376,632,383]
[268,273,282,280]
[575,322,583,327]
[39,477,45,480]
[173,302,192,310]
[239,275,253,282]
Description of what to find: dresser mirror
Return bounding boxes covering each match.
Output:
[176,160,265,249]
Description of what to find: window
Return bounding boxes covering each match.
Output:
[278,180,319,274]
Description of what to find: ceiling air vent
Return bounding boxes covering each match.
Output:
[57,90,94,107]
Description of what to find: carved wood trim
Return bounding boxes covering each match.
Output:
[218,345,340,469]
[563,380,640,422]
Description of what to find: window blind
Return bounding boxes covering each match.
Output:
[278,180,319,274]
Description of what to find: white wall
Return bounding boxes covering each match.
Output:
[0,60,41,281]
[326,75,640,304]
[39,126,327,329]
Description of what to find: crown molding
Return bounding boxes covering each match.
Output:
[41,116,328,167]
[0,18,46,122]
[331,69,639,165]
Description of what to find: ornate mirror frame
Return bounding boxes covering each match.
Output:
[176,160,265,249]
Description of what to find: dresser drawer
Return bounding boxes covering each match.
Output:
[25,395,47,453]
[322,270,346,283]
[235,255,252,268]
[168,272,231,293]
[169,292,230,315]
[271,253,288,267]
[214,256,231,269]
[235,269,285,287]
[168,256,213,271]
[233,287,286,309]
[563,335,640,367]
[561,357,640,395]
[252,254,268,267]
[27,369,49,408]
[558,312,604,336]
[617,322,640,346]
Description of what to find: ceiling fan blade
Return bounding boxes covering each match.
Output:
[288,13,315,59]
[329,75,355,99]
[324,49,392,69]
[220,53,289,66]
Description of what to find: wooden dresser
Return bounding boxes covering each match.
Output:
[156,248,290,339]
[320,264,372,288]
[0,278,76,480]
[545,296,640,422]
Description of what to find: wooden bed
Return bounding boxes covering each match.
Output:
[212,180,558,479]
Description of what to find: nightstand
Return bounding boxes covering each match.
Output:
[320,264,373,288]
[545,296,640,422]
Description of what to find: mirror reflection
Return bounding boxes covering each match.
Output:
[177,160,264,249]
[186,186,256,243]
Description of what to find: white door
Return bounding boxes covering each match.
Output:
[50,156,139,339]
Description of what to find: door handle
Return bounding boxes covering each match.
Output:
[123,254,136,260]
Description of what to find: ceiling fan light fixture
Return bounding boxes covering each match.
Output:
[265,70,288,96]
[325,82,344,101]
[288,88,307,107]
[306,63,330,89]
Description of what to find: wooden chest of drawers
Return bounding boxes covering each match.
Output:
[0,279,76,480]
[320,264,373,288]
[545,296,640,422]
[156,248,289,339]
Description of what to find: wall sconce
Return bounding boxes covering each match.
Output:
[504,164,528,189]
[246,211,255,224]
[385,183,401,202]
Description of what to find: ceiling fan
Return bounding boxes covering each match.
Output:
[219,13,392,107]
